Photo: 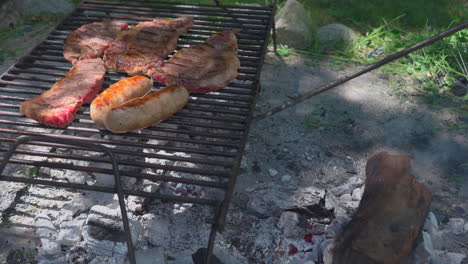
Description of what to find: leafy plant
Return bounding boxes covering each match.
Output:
[25,167,39,178]
[454,176,465,184]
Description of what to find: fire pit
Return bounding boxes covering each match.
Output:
[0,0,274,263]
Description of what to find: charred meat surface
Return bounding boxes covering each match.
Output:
[103,17,194,76]
[90,75,153,126]
[104,85,189,133]
[20,58,106,128]
[149,30,240,94]
[63,20,128,64]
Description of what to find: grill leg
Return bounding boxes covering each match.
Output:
[272,0,278,55]
[206,223,218,264]
[112,163,137,264]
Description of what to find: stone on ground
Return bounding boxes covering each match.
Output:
[277,211,303,238]
[135,248,166,264]
[86,205,142,244]
[316,23,358,49]
[57,214,87,246]
[410,231,434,263]
[446,218,465,235]
[430,250,466,264]
[35,215,61,257]
[144,214,171,247]
[275,0,313,49]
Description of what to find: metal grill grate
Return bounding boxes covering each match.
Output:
[0,0,274,263]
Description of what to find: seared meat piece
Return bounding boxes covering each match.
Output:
[103,17,194,76]
[104,85,189,133]
[63,20,128,64]
[148,30,240,93]
[90,76,152,127]
[20,58,106,128]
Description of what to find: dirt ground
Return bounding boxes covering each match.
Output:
[240,53,468,214]
[225,53,468,262]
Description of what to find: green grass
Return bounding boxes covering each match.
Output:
[272,0,467,124]
[340,17,467,97]
[0,13,62,64]
[454,176,465,184]
[307,0,466,31]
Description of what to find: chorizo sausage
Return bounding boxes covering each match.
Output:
[90,76,152,126]
[103,85,189,133]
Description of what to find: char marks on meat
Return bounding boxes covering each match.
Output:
[148,30,240,94]
[20,58,106,128]
[63,20,128,64]
[103,17,194,76]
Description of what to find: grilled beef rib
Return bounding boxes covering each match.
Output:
[63,20,128,64]
[20,58,106,128]
[148,30,240,93]
[103,17,194,76]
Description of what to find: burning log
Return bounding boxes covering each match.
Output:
[331,152,432,264]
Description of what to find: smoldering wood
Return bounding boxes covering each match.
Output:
[331,152,432,264]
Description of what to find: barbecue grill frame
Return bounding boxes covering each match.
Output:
[0,1,275,263]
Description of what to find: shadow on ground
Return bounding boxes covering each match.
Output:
[228,53,468,261]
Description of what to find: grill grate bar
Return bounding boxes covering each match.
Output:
[66,13,267,32]
[81,2,270,20]
[12,61,259,80]
[0,138,234,167]
[0,175,220,205]
[28,48,262,67]
[0,147,232,185]
[0,128,239,157]
[0,82,252,105]
[85,0,271,15]
[75,7,269,28]
[48,29,267,42]
[0,150,231,178]
[1,117,243,144]
[59,21,267,40]
[4,69,257,89]
[0,112,243,140]
[0,83,251,112]
[4,73,255,89]
[0,100,250,124]
[0,109,246,135]
[113,0,272,10]
[30,41,263,58]
[77,3,268,22]
[36,40,263,57]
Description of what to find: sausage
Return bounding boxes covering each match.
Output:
[90,75,152,126]
[103,85,189,133]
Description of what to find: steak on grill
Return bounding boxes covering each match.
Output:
[63,20,128,64]
[20,58,106,128]
[103,17,194,76]
[148,30,240,93]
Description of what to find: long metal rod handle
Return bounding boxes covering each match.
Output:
[0,135,136,264]
[255,21,468,120]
